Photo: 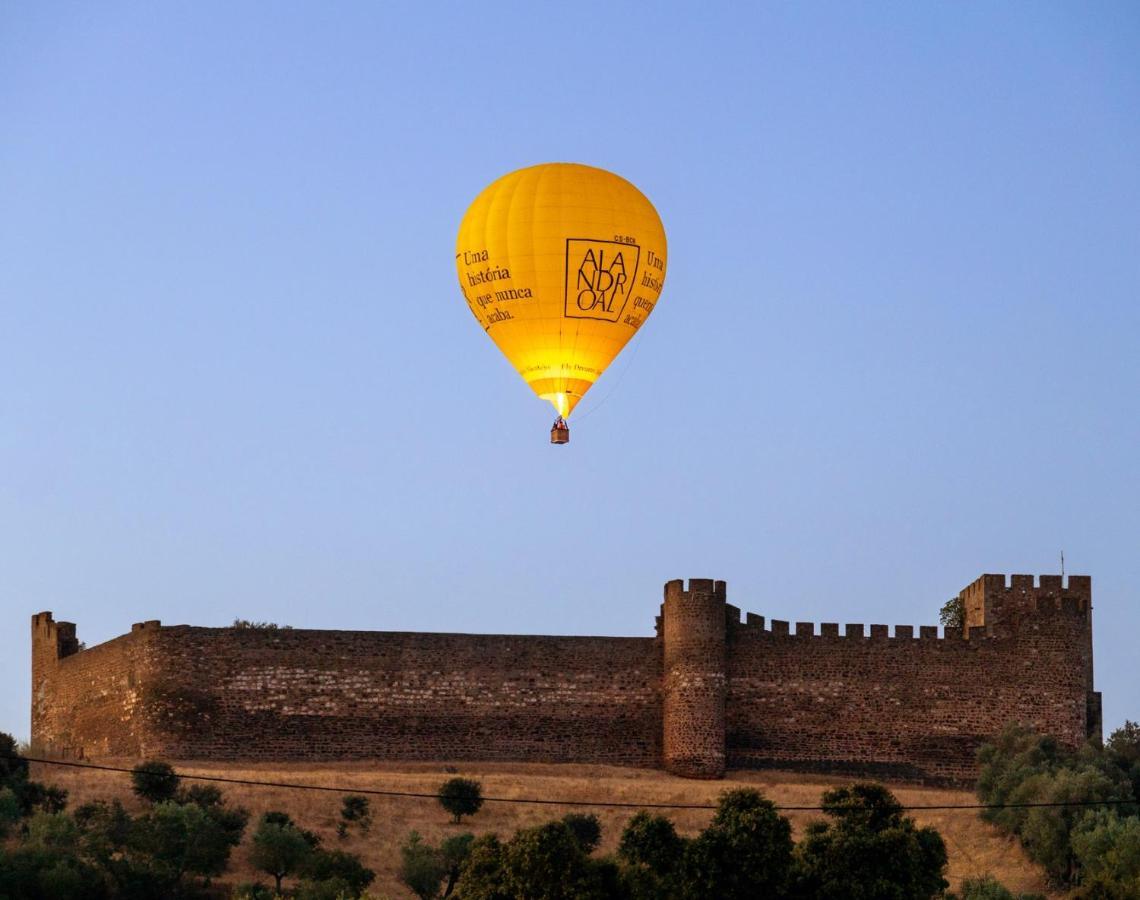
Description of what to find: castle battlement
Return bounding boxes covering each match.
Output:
[30,571,1100,785]
[726,593,1089,643]
[956,573,1092,645]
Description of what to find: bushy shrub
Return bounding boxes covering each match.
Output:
[1107,720,1140,803]
[249,812,316,893]
[0,787,20,837]
[0,732,28,782]
[129,800,240,887]
[618,811,684,873]
[303,847,375,897]
[502,820,603,900]
[129,760,180,805]
[438,777,484,824]
[336,794,372,839]
[560,812,602,853]
[948,873,1045,899]
[1071,810,1140,898]
[976,724,1136,887]
[676,788,794,900]
[400,830,447,899]
[791,783,948,900]
[452,833,508,900]
[0,732,68,816]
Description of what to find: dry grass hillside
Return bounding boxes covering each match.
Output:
[31,759,1058,898]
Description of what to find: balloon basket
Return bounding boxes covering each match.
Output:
[550,421,570,445]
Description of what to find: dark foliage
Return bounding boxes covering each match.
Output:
[301,847,375,898]
[560,813,602,854]
[1107,720,1140,803]
[452,833,511,900]
[0,733,68,817]
[129,760,180,805]
[791,783,948,900]
[940,595,965,629]
[501,821,609,900]
[947,874,1046,899]
[438,777,484,824]
[336,794,372,839]
[673,788,794,900]
[618,811,684,873]
[249,813,314,893]
[976,724,1137,887]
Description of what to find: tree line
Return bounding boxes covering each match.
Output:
[5,725,1139,898]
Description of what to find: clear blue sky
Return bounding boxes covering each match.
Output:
[2,3,1137,743]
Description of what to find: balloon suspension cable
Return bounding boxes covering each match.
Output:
[571,327,648,424]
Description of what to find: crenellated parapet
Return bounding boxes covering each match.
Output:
[31,612,80,748]
[29,570,1099,781]
[31,611,80,665]
[959,574,1091,638]
[725,574,1089,647]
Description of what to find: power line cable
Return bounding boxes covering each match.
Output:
[8,754,1138,813]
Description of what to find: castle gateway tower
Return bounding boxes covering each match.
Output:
[32,574,1098,784]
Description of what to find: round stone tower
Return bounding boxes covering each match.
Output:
[662,578,727,778]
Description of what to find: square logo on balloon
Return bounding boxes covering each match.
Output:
[564,239,641,322]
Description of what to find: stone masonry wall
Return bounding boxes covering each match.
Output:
[662,579,727,778]
[725,575,1096,782]
[36,623,662,765]
[31,614,163,758]
[32,573,1097,784]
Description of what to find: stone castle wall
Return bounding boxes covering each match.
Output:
[724,582,1094,782]
[31,573,1099,784]
[33,619,662,766]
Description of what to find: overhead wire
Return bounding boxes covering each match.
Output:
[8,754,1138,814]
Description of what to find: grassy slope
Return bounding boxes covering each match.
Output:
[31,760,1058,898]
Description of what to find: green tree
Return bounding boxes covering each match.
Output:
[940,595,965,629]
[336,794,372,839]
[173,782,249,850]
[976,724,1076,834]
[1017,765,1129,884]
[439,832,475,898]
[0,732,67,816]
[0,787,20,837]
[129,800,239,889]
[72,799,132,869]
[0,732,29,783]
[675,788,793,900]
[300,847,376,899]
[617,810,685,898]
[618,811,684,873]
[400,830,447,900]
[130,760,180,805]
[249,813,315,893]
[560,813,602,854]
[25,810,81,852]
[501,820,601,900]
[1106,720,1140,801]
[438,777,484,824]
[1071,810,1140,899]
[262,809,321,847]
[0,845,110,900]
[791,783,948,900]
[452,833,510,900]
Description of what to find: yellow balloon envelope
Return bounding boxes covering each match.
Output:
[456,163,667,419]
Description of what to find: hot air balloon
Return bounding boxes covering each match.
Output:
[456,163,667,444]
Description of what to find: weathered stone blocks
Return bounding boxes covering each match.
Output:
[31,573,1097,785]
